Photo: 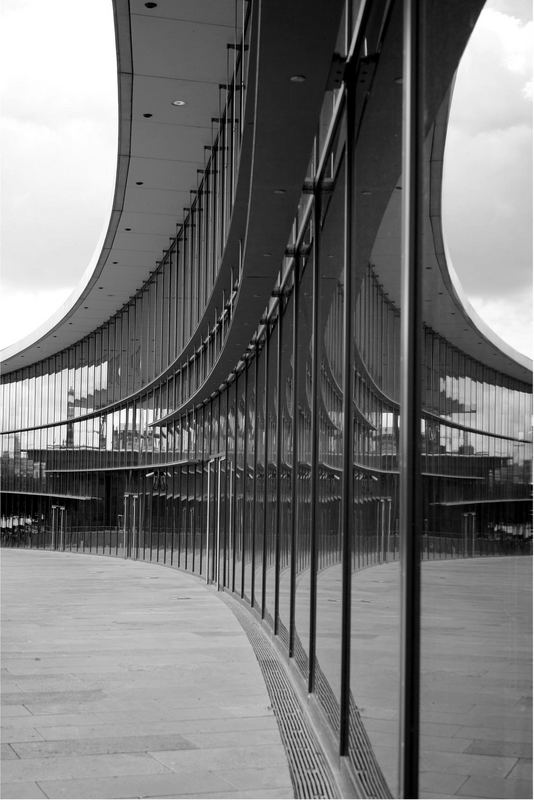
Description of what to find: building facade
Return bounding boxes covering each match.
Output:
[1,1,532,797]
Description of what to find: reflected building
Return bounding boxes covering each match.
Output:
[1,1,532,797]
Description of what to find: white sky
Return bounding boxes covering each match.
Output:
[0,0,532,359]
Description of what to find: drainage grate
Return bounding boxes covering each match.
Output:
[228,601,339,799]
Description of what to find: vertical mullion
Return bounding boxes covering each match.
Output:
[308,190,321,695]
[261,334,270,619]
[274,309,283,633]
[340,84,354,754]
[251,343,260,607]
[231,378,238,593]
[241,364,249,598]
[289,261,299,657]
[399,0,423,796]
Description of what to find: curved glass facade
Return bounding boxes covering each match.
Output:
[1,1,531,797]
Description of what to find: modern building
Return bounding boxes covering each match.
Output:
[1,1,532,797]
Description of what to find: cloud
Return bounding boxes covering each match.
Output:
[0,286,72,350]
[443,3,532,355]
[469,292,532,359]
[0,0,117,294]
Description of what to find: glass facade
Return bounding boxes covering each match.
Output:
[1,1,531,797]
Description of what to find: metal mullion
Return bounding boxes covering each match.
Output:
[251,343,260,607]
[199,406,206,576]
[196,201,202,326]
[274,310,283,633]
[308,190,321,694]
[223,388,230,588]
[241,364,249,599]
[399,0,423,796]
[289,261,299,657]
[231,378,238,593]
[340,82,354,754]
[261,334,270,619]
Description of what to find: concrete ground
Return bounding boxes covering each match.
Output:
[1,550,294,800]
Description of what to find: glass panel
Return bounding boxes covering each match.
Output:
[294,238,313,678]
[314,152,345,728]
[254,342,266,612]
[264,319,278,627]
[278,277,294,649]
[348,2,402,792]
[418,3,533,798]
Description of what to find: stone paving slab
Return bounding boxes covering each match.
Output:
[1,550,294,800]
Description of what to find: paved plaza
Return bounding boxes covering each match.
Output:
[1,550,293,800]
[1,549,532,800]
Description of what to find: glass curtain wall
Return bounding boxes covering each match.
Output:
[0,1,532,797]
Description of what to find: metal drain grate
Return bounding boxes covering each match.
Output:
[228,601,339,799]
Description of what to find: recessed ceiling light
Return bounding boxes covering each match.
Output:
[274,189,286,195]
[171,99,186,107]
[290,74,306,83]
[98,286,104,290]
[136,181,144,185]
[145,2,157,8]
[143,113,152,118]
[84,307,89,310]
[125,227,132,231]
[112,261,118,264]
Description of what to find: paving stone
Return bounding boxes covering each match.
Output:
[419,770,468,795]
[506,758,533,781]
[454,725,533,744]
[0,726,44,743]
[184,727,285,749]
[1,743,20,760]
[31,715,279,742]
[0,781,48,798]
[420,749,518,779]
[1,689,104,706]
[171,790,295,799]
[1,752,171,782]
[215,766,294,791]
[10,733,197,759]
[1,706,32,718]
[36,771,235,799]
[456,774,533,798]
[420,735,474,754]
[465,739,532,758]
[150,744,290,773]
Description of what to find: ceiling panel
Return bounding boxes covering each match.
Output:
[130,0,237,28]
[131,120,212,161]
[132,75,222,126]
[131,16,232,82]
[127,155,205,191]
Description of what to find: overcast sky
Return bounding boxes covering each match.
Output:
[0,0,532,358]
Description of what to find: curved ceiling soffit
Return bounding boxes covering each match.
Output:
[153,0,347,424]
[1,0,241,373]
